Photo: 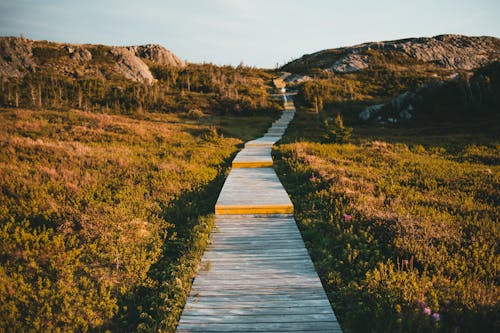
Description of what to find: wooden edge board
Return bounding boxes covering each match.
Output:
[215,204,294,215]
[232,161,273,168]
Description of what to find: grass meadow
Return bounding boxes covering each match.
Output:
[0,107,275,332]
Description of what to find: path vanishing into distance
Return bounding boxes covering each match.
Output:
[177,100,342,332]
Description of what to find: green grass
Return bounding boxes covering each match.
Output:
[274,108,499,332]
[205,114,278,142]
[0,107,275,332]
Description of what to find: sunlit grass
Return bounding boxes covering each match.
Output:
[275,108,499,332]
[0,107,274,332]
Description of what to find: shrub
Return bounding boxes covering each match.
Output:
[186,108,205,119]
[324,113,353,143]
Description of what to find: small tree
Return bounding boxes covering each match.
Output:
[325,113,353,143]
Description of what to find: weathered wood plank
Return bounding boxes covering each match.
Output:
[184,299,331,309]
[209,234,304,242]
[245,136,281,147]
[179,313,337,324]
[180,306,333,316]
[177,321,341,332]
[195,283,321,291]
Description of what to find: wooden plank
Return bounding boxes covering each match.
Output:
[215,168,293,215]
[209,229,303,237]
[193,275,320,284]
[232,146,273,168]
[192,279,322,286]
[188,297,332,304]
[209,237,304,244]
[214,220,296,227]
[177,321,341,332]
[207,240,305,247]
[215,205,293,214]
[232,160,274,168]
[190,286,325,294]
[203,249,310,256]
[180,306,334,316]
[186,294,330,304]
[210,226,301,235]
[207,242,306,251]
[245,136,281,147]
[179,313,337,324]
[203,252,311,258]
[199,258,314,266]
[214,215,297,223]
[211,227,300,234]
[202,252,309,259]
[184,299,331,308]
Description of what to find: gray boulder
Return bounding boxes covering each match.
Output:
[331,53,369,73]
[126,44,186,67]
[399,104,413,120]
[66,46,92,62]
[0,37,36,78]
[359,103,384,121]
[111,47,154,83]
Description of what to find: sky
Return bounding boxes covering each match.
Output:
[0,0,499,68]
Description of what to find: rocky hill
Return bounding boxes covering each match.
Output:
[359,61,500,123]
[0,37,185,83]
[283,34,500,74]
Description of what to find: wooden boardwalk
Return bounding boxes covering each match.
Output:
[177,102,342,332]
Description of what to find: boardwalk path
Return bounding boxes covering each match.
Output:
[177,101,342,332]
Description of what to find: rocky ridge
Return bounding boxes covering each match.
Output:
[283,34,500,73]
[0,37,185,82]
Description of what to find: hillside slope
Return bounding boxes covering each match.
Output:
[359,61,500,122]
[0,37,279,116]
[283,34,500,74]
[0,37,186,82]
[285,35,500,120]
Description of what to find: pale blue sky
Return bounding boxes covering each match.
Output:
[0,0,499,68]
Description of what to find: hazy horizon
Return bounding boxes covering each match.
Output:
[1,0,499,68]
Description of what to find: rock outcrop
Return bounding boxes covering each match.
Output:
[331,53,369,73]
[0,37,185,83]
[66,46,92,63]
[283,34,500,73]
[0,37,36,77]
[110,47,155,83]
[126,44,186,67]
[359,104,384,121]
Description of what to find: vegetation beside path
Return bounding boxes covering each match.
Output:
[0,107,276,332]
[275,109,499,332]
